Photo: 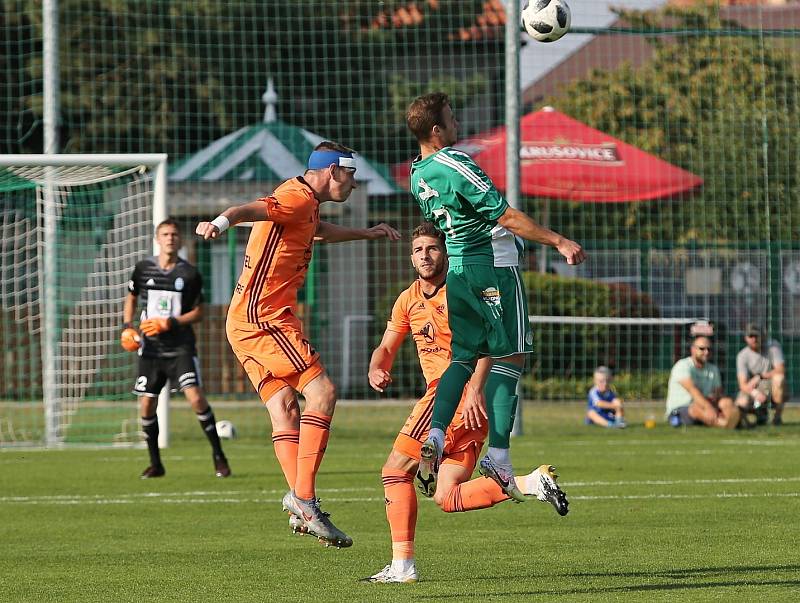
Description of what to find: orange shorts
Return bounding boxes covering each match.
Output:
[393,380,488,470]
[226,313,323,402]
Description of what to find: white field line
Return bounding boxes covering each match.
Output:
[568,476,800,487]
[3,492,800,506]
[561,438,800,447]
[4,476,800,506]
[0,486,376,503]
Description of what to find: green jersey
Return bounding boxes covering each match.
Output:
[410,148,519,267]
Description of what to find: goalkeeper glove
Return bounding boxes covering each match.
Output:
[140,317,179,337]
[120,324,141,352]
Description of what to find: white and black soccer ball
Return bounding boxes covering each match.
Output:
[215,420,237,440]
[522,0,571,43]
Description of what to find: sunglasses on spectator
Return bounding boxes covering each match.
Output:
[694,345,712,351]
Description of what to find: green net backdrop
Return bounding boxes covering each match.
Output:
[1,1,799,443]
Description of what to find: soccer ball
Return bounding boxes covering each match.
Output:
[215,420,237,440]
[522,0,571,43]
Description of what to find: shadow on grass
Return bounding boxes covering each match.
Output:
[414,563,800,598]
[564,562,800,579]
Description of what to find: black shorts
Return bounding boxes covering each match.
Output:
[133,353,202,397]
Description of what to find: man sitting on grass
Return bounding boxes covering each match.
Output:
[666,336,740,429]
[735,323,786,426]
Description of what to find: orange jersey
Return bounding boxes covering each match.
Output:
[387,280,451,385]
[228,177,320,325]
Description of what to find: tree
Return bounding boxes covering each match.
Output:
[544,6,800,244]
[5,0,499,166]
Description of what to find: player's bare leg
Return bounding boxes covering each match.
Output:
[436,462,568,516]
[433,462,473,510]
[263,386,305,534]
[184,385,230,477]
[282,371,352,548]
[264,386,301,488]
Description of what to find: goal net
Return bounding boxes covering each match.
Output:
[0,154,167,446]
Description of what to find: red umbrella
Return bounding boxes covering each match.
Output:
[391,106,703,201]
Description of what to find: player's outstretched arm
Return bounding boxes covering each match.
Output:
[497,206,586,265]
[368,328,406,392]
[195,201,270,240]
[315,221,401,244]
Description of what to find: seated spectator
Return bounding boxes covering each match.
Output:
[735,323,786,426]
[666,336,740,429]
[585,366,626,428]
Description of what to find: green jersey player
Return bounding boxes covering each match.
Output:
[406,92,585,503]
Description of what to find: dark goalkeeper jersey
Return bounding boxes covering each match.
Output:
[128,256,203,358]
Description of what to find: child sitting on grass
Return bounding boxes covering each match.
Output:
[586,366,626,428]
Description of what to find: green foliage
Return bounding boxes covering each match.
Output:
[521,370,669,401]
[372,272,663,397]
[5,0,499,164]
[524,272,661,379]
[545,6,800,244]
[386,72,490,164]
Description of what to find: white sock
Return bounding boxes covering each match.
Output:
[391,558,416,574]
[488,446,511,467]
[428,428,445,450]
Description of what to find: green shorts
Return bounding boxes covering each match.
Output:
[446,264,533,362]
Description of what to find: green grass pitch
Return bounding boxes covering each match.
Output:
[2,401,799,602]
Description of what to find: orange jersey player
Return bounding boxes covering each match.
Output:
[362,223,568,584]
[196,141,400,549]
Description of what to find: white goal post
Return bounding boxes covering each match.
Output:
[0,154,169,447]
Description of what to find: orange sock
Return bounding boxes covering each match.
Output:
[382,468,417,559]
[441,477,510,512]
[294,411,331,500]
[271,430,300,489]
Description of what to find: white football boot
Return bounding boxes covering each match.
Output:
[521,464,569,516]
[361,564,419,584]
[281,490,353,548]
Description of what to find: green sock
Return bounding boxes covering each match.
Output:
[485,362,523,448]
[431,362,476,432]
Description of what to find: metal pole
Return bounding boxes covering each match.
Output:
[341,315,373,397]
[41,179,59,445]
[43,0,59,154]
[506,0,524,437]
[538,199,549,273]
[42,0,60,444]
[151,159,170,449]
